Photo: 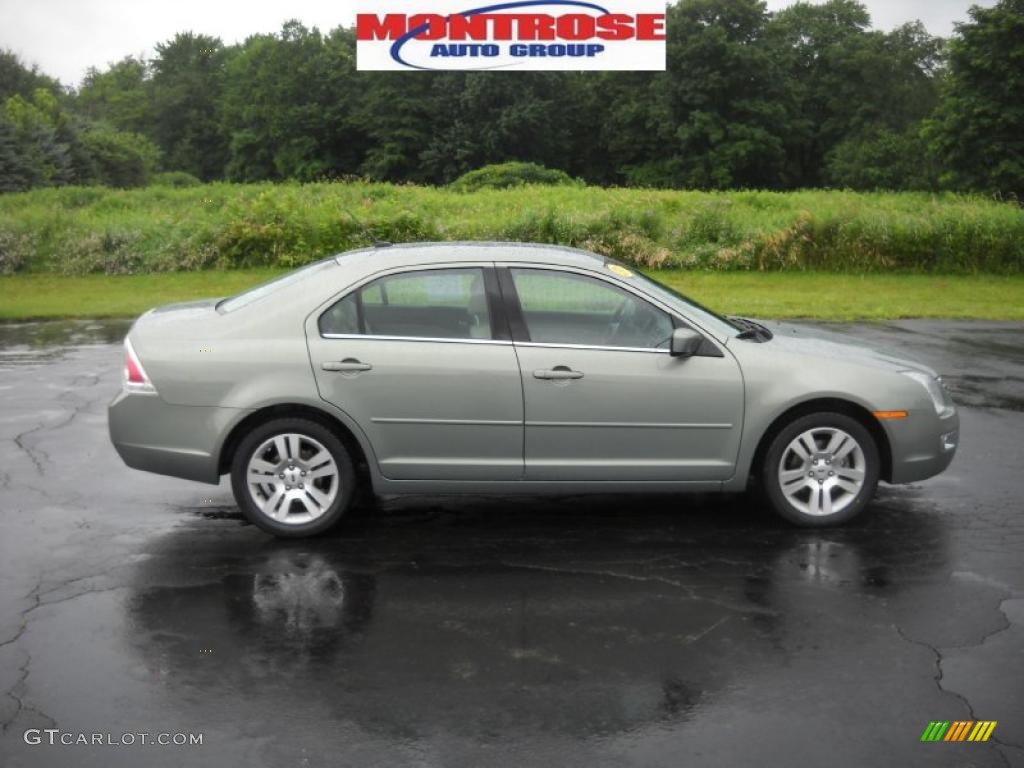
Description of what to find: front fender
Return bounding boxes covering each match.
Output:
[723,342,934,491]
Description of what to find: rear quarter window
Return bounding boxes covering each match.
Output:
[219,259,336,313]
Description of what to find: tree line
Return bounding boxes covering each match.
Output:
[1,0,1021,197]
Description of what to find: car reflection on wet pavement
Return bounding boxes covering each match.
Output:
[0,319,1022,768]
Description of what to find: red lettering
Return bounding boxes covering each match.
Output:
[555,14,595,40]
[490,15,514,39]
[355,14,408,41]
[409,14,448,40]
[635,14,666,41]
[518,14,556,40]
[356,11,665,43]
[596,14,635,41]
[447,13,491,41]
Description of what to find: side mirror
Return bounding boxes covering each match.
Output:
[670,327,704,358]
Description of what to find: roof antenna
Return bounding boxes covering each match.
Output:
[341,207,392,248]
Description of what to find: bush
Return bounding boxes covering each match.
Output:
[450,162,580,192]
[0,229,34,274]
[151,171,202,188]
[81,129,160,188]
[825,127,938,191]
[59,229,145,274]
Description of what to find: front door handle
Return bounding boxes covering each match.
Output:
[322,358,372,372]
[533,366,584,381]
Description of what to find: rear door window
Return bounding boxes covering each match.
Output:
[319,268,493,340]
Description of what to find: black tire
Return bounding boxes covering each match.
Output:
[761,412,880,527]
[230,417,356,537]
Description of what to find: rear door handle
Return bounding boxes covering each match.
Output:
[322,359,372,372]
[533,366,584,381]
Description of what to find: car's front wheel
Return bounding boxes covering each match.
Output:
[762,412,880,526]
[230,417,356,537]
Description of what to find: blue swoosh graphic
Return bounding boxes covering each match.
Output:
[390,0,612,70]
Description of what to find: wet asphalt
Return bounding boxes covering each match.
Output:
[0,318,1022,768]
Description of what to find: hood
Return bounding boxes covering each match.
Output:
[747,320,939,377]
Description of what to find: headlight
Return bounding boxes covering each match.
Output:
[901,371,954,417]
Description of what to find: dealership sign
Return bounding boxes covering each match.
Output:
[355,1,666,71]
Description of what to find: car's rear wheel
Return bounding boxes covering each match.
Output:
[230,417,356,537]
[762,412,879,526]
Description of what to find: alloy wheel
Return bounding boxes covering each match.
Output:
[777,426,866,517]
[246,432,340,525]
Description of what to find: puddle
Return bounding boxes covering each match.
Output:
[944,374,1024,412]
[0,318,132,366]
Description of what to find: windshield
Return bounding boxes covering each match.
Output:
[218,259,336,313]
[632,271,742,336]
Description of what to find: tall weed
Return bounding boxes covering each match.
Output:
[0,184,1020,274]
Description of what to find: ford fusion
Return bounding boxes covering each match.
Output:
[108,242,958,537]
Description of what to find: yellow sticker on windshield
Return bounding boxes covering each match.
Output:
[607,264,634,278]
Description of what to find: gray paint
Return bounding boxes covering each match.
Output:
[108,242,958,494]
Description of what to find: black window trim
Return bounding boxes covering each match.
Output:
[495,267,531,342]
[483,266,513,342]
[354,289,366,335]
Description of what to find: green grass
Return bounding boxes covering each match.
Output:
[648,271,1024,320]
[1,182,1023,275]
[2,270,1021,321]
[0,270,280,320]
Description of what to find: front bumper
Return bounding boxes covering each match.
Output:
[886,408,959,484]
[108,390,246,484]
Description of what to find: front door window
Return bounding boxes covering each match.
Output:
[510,268,674,349]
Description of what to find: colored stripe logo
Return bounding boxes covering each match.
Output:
[921,721,997,742]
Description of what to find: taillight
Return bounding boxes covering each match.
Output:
[123,337,157,394]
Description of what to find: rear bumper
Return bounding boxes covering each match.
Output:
[108,391,246,484]
[887,408,959,484]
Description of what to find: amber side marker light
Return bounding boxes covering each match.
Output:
[873,410,908,420]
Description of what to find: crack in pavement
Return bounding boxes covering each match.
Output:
[22,374,106,474]
[3,648,58,733]
[0,583,41,652]
[1,558,128,649]
[7,370,104,478]
[497,559,777,617]
[893,622,1024,763]
[0,581,47,733]
[34,561,131,608]
[1,560,126,733]
[11,422,48,476]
